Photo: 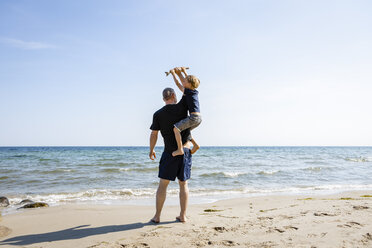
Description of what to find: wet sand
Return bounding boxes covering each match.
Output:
[1,191,372,248]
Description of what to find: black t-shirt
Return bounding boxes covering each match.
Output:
[150,99,191,153]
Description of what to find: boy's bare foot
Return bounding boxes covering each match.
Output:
[172,149,184,157]
[176,216,187,223]
[191,144,200,154]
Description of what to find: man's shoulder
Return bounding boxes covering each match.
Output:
[153,105,168,116]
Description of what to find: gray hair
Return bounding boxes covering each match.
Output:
[162,87,175,100]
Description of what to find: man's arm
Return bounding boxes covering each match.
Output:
[149,130,158,160]
[170,69,184,93]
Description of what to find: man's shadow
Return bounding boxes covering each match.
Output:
[0,221,175,246]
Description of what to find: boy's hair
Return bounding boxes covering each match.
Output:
[162,87,175,100]
[186,75,200,89]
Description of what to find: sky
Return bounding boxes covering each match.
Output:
[0,0,371,146]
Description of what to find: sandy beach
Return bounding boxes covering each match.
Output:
[0,191,371,248]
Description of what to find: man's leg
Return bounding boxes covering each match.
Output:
[177,180,189,222]
[151,179,170,223]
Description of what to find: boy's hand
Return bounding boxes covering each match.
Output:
[170,69,176,75]
[175,67,183,75]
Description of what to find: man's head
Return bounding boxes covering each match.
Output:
[162,87,177,104]
[186,75,200,90]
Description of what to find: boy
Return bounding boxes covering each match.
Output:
[169,67,202,157]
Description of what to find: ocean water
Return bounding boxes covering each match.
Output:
[1,146,372,208]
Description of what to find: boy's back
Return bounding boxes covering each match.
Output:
[183,88,200,114]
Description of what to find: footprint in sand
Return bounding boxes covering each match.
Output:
[213,226,227,232]
[314,212,336,216]
[0,226,12,238]
[257,216,273,220]
[220,240,237,246]
[363,233,372,241]
[267,227,285,233]
[217,214,238,219]
[121,243,149,248]
[284,225,299,230]
[279,214,294,219]
[274,228,285,233]
[337,221,363,228]
[361,233,372,245]
[353,205,369,210]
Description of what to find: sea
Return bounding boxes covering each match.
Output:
[1,146,372,214]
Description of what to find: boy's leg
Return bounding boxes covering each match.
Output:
[172,127,184,157]
[173,115,201,157]
[190,138,200,154]
[151,179,170,223]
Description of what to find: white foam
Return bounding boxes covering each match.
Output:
[345,157,371,162]
[258,170,279,175]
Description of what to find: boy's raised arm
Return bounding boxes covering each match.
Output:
[175,67,188,87]
[170,69,184,92]
[181,67,188,77]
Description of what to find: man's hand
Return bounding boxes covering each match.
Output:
[149,150,156,160]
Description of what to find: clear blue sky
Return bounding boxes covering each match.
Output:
[1,0,371,146]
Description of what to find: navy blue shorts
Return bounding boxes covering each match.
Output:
[158,148,192,181]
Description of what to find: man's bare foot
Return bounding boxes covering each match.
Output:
[191,144,200,154]
[176,216,187,223]
[150,217,160,224]
[172,149,184,157]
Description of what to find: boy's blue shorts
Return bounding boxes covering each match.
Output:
[158,148,192,181]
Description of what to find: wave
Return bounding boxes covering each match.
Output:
[304,161,329,165]
[302,166,324,172]
[199,170,281,178]
[0,169,18,173]
[101,167,157,173]
[39,158,59,162]
[11,155,28,158]
[257,170,279,175]
[39,169,75,174]
[5,188,159,205]
[187,184,372,197]
[97,158,120,162]
[4,184,372,210]
[199,171,248,178]
[345,157,371,162]
[77,162,136,167]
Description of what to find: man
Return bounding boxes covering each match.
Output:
[149,87,193,223]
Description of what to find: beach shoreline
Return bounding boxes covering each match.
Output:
[1,190,371,247]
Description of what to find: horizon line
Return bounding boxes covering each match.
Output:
[1,145,371,148]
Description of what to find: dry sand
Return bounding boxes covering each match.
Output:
[0,191,371,248]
